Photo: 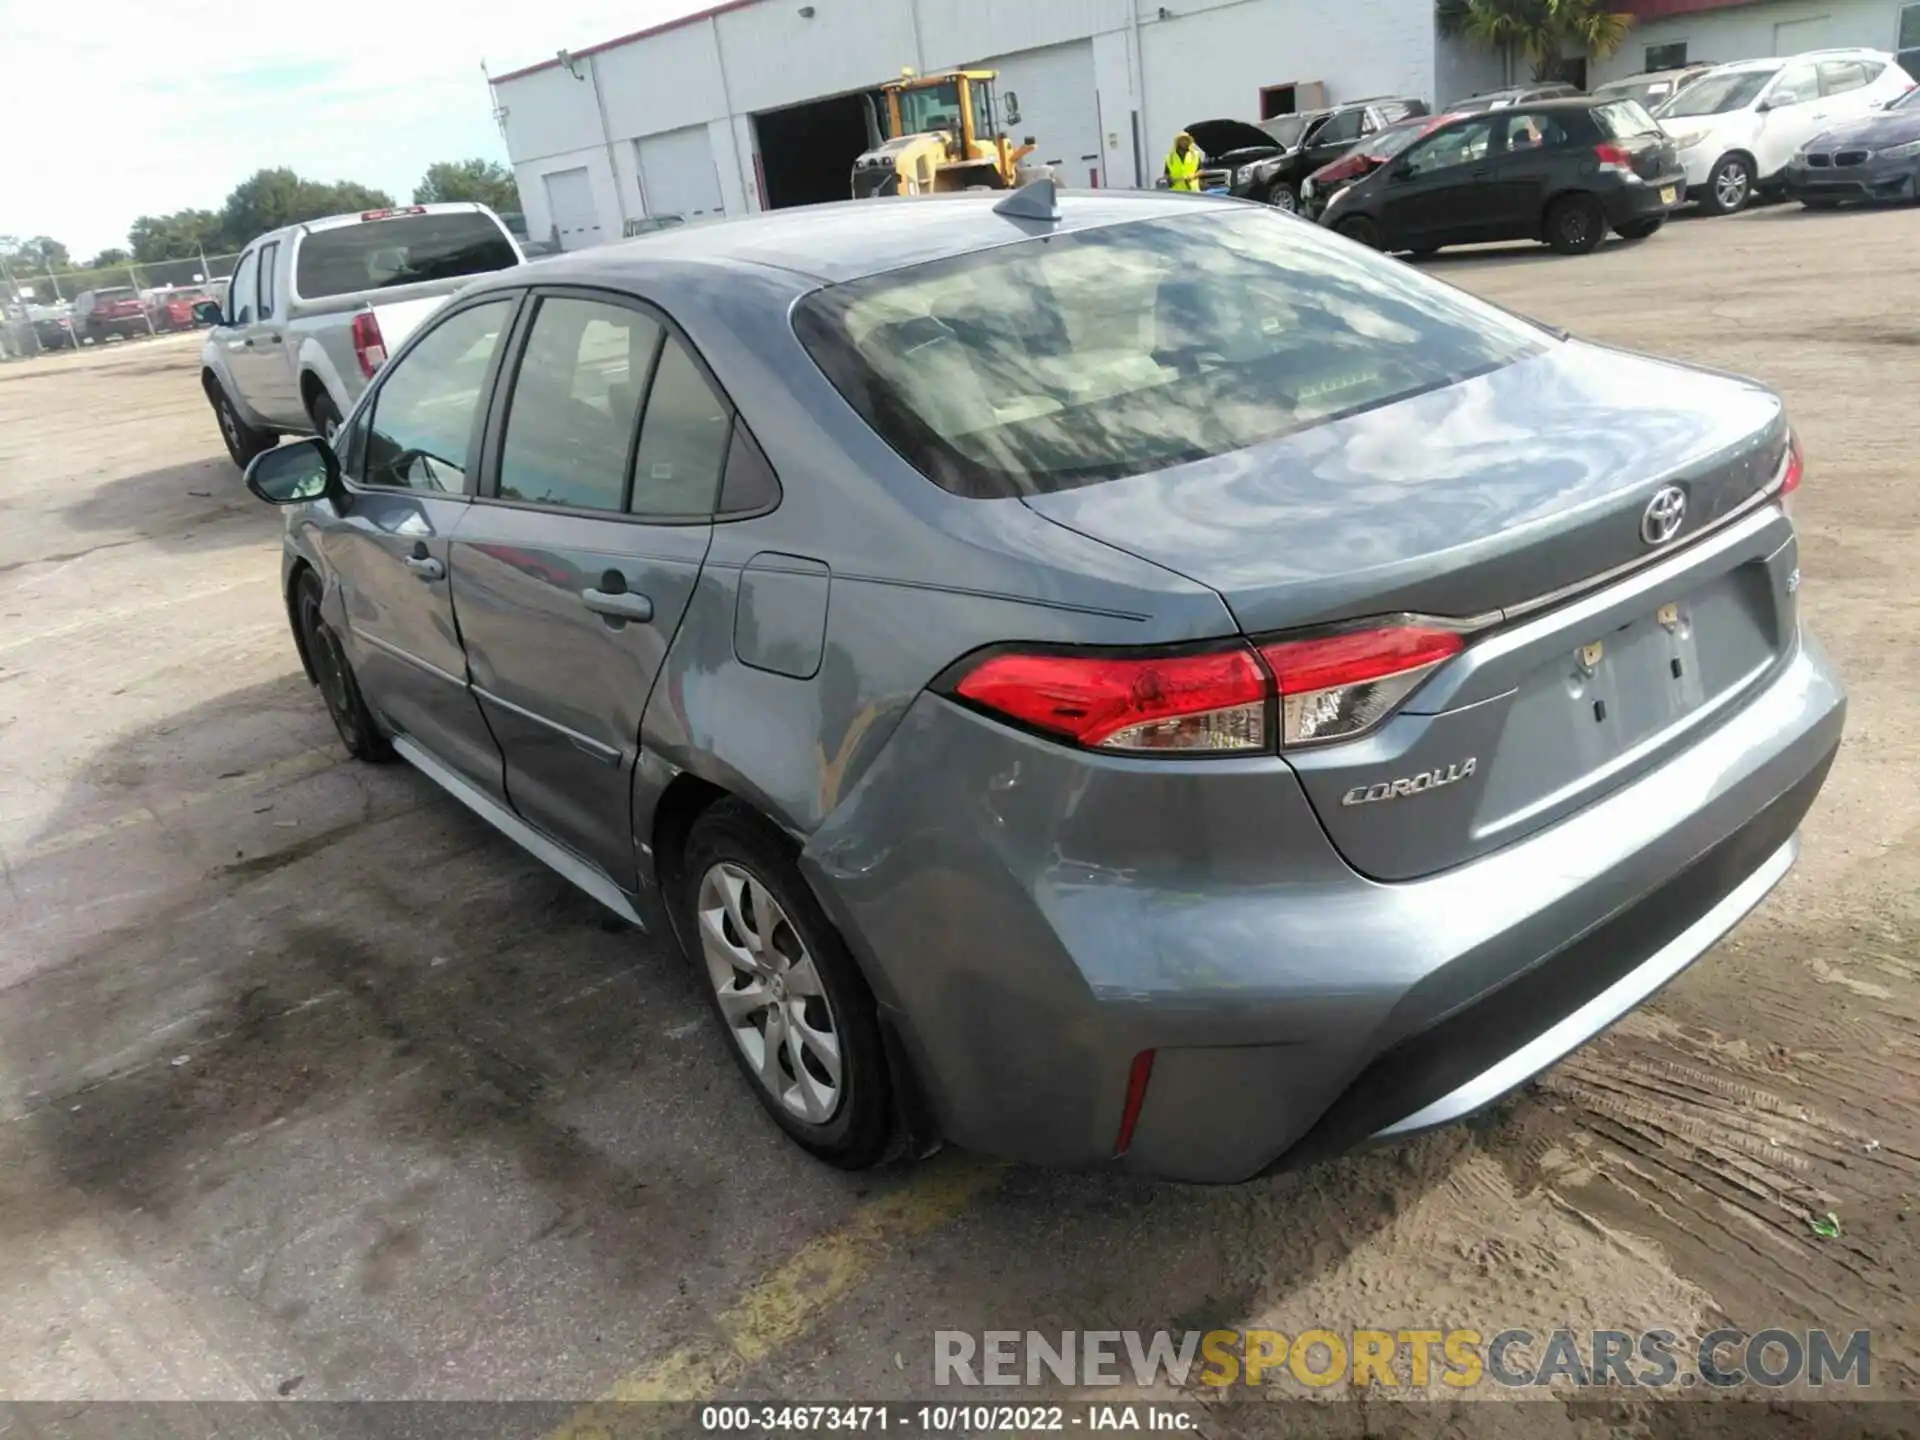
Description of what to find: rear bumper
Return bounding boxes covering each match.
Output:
[1783,158,1920,203]
[803,629,1844,1183]
[1603,172,1687,225]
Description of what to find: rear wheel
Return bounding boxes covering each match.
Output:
[1335,215,1383,249]
[295,570,392,762]
[1700,154,1753,215]
[1614,217,1664,241]
[212,385,278,469]
[678,802,891,1169]
[306,388,344,444]
[1544,193,1607,254]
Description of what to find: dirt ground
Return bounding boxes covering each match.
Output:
[2,206,1917,1433]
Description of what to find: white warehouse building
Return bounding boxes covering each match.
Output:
[486,0,1920,248]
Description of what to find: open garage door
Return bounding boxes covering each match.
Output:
[979,40,1103,188]
[637,126,725,220]
[754,92,878,210]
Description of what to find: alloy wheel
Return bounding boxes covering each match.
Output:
[1271,186,1297,213]
[1716,163,1749,211]
[697,860,843,1124]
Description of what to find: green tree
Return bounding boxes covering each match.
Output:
[1436,0,1632,82]
[129,208,224,263]
[412,159,519,212]
[85,247,132,268]
[218,169,396,247]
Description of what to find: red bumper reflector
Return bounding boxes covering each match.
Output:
[1114,1049,1157,1157]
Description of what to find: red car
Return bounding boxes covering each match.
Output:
[73,287,150,343]
[148,288,214,333]
[1299,113,1465,219]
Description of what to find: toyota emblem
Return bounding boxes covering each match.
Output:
[1641,485,1687,546]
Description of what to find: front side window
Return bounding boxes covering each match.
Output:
[1318,110,1364,145]
[228,248,259,325]
[631,336,733,518]
[1767,63,1820,107]
[1403,118,1495,175]
[1660,69,1770,116]
[794,209,1547,499]
[499,297,661,512]
[362,299,513,494]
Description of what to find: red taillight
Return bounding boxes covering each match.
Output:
[1114,1050,1156,1157]
[1780,430,1804,497]
[1259,625,1464,746]
[953,646,1268,755]
[351,310,387,378]
[949,621,1463,755]
[1594,141,1634,173]
[1778,429,1804,519]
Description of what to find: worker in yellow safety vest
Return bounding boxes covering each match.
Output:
[1164,132,1203,191]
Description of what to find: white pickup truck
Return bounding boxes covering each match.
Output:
[200,203,525,467]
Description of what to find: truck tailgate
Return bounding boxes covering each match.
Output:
[370,294,453,353]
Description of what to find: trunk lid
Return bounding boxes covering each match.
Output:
[1024,342,1796,879]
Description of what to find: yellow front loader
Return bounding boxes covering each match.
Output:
[851,69,1035,199]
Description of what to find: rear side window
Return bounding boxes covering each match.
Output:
[499,297,661,512]
[631,337,733,518]
[1594,100,1661,137]
[1816,59,1873,95]
[1500,112,1573,150]
[295,212,519,300]
[258,242,280,319]
[794,209,1547,499]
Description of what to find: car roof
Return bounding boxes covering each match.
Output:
[502,190,1221,287]
[1600,67,1703,83]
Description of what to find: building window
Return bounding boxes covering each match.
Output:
[1646,41,1689,70]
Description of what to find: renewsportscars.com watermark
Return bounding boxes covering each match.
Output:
[934,1328,1872,1391]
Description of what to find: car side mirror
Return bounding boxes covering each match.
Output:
[193,299,223,326]
[246,437,339,505]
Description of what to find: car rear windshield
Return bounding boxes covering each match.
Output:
[1658,69,1769,116]
[295,212,518,300]
[794,210,1550,498]
[1594,99,1662,136]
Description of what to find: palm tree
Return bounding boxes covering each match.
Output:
[1436,0,1634,83]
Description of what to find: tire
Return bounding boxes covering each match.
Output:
[1614,217,1664,241]
[307,388,344,444]
[1699,154,1754,216]
[1544,193,1607,254]
[677,801,891,1169]
[1267,180,1300,214]
[1335,215,1383,249]
[294,570,392,763]
[212,384,277,469]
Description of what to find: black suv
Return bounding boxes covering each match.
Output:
[1184,96,1429,213]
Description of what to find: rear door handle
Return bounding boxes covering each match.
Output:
[405,554,445,581]
[581,587,653,623]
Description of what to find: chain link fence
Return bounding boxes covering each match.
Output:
[1,251,242,361]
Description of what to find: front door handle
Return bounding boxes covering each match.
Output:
[581,587,654,623]
[404,545,444,581]
[1469,167,1493,179]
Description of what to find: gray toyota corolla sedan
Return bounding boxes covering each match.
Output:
[241,185,1844,1183]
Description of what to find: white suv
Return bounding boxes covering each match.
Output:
[1655,49,1914,213]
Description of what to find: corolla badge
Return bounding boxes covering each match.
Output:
[1641,485,1688,546]
[1341,758,1477,807]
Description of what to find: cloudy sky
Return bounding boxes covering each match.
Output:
[1,0,708,258]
